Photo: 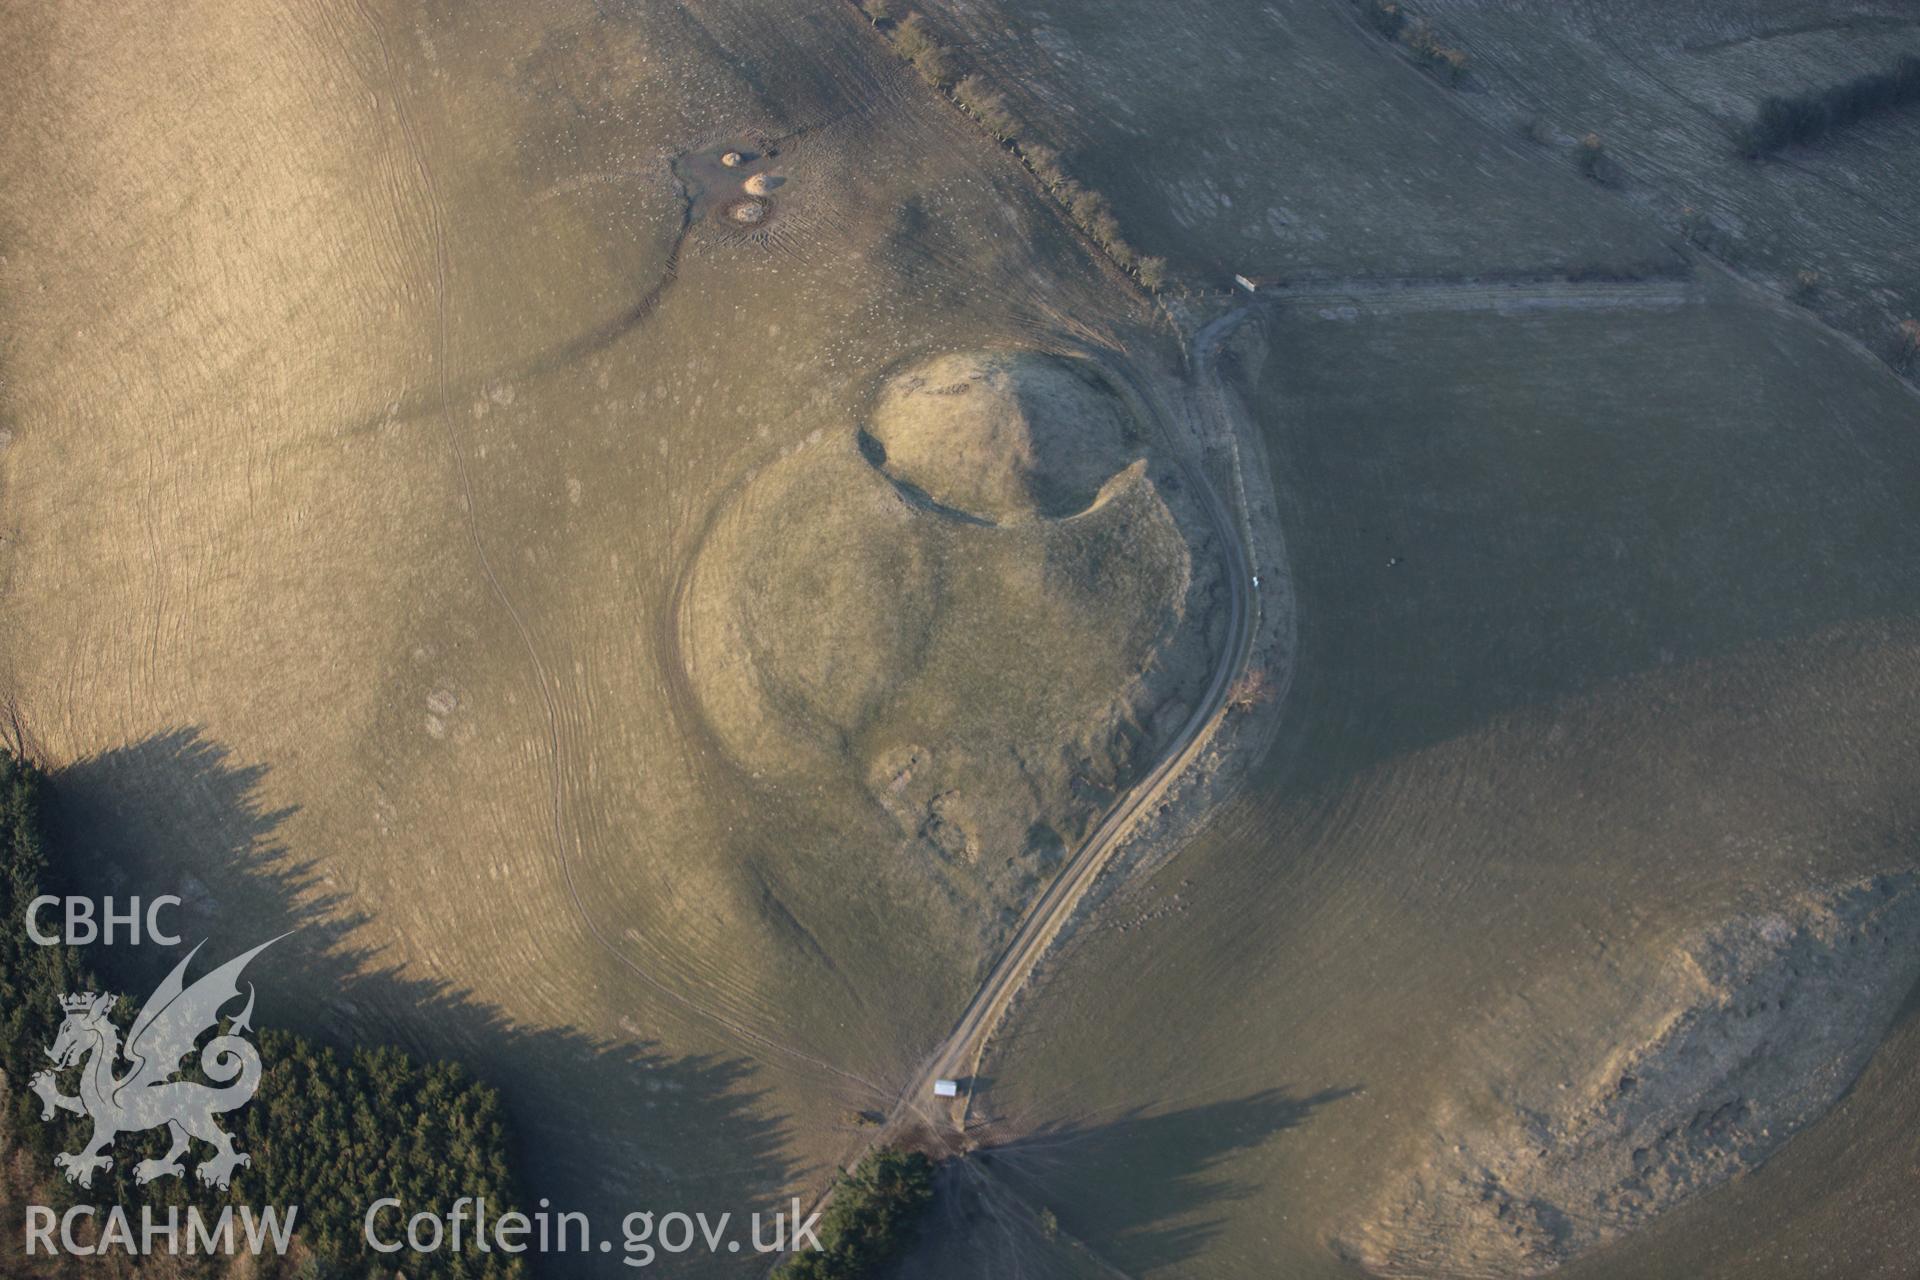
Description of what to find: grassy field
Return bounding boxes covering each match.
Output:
[926,0,1918,368]
[861,12,1920,1264]
[1405,0,1920,374]
[922,0,1674,283]
[6,0,1916,1275]
[931,284,1920,1278]
[0,0,1222,1265]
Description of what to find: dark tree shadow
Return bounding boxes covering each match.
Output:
[44,727,795,1276]
[893,1085,1360,1278]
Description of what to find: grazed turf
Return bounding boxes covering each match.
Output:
[923,0,1672,282]
[1411,0,1920,374]
[0,0,1215,1261]
[938,286,1920,1278]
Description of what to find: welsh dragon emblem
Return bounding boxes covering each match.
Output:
[28,937,280,1191]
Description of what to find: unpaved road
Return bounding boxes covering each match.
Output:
[882,309,1265,1142]
[1266,275,1699,315]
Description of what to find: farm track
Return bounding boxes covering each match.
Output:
[767,300,1268,1271]
[778,2,1920,1272]
[737,9,1279,1247]
[1351,0,1920,397]
[369,0,1271,1237]
[1260,275,1701,315]
[879,308,1265,1147]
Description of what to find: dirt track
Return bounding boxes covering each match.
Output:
[868,307,1268,1149]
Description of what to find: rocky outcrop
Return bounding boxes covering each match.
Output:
[1342,874,1920,1277]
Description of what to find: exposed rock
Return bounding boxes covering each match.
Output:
[1343,874,1920,1277]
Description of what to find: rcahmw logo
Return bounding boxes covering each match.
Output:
[23,935,300,1259]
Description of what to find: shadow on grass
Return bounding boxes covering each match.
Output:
[44,727,795,1271]
[898,1085,1359,1278]
[1230,303,1920,796]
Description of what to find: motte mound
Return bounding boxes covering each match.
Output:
[677,360,1221,923]
[863,351,1139,524]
